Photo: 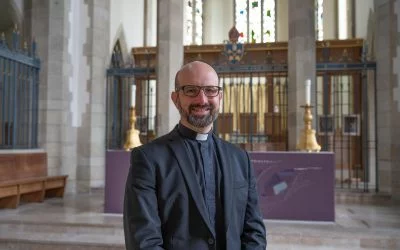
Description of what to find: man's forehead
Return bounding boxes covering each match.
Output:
[178,68,218,83]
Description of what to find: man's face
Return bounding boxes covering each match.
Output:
[171,64,222,131]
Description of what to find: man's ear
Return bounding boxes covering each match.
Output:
[171,91,178,106]
[219,90,223,101]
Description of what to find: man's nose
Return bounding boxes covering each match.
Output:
[194,89,208,103]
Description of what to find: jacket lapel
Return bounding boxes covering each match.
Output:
[167,129,215,235]
[213,135,233,232]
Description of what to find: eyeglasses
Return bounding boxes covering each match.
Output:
[176,85,222,97]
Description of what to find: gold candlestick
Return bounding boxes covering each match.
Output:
[124,107,142,151]
[296,105,321,152]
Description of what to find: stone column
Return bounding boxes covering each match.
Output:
[76,0,109,191]
[31,0,109,194]
[375,0,400,199]
[338,0,353,39]
[393,0,400,200]
[355,0,374,38]
[287,0,316,150]
[276,0,288,41]
[323,0,337,39]
[31,0,77,193]
[144,0,157,46]
[203,0,234,44]
[156,0,183,136]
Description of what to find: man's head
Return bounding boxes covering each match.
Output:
[171,61,222,133]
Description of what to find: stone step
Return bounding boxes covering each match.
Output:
[268,220,400,249]
[269,230,399,249]
[0,231,124,250]
[1,219,399,250]
[0,219,124,236]
[1,230,397,250]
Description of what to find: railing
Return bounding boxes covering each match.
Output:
[0,30,40,149]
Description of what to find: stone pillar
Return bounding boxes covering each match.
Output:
[203,0,234,44]
[31,0,109,194]
[76,0,109,191]
[276,0,288,41]
[393,0,400,200]
[287,0,316,150]
[156,0,183,137]
[375,0,400,199]
[31,0,76,192]
[338,0,353,39]
[355,0,374,38]
[144,0,157,46]
[323,0,337,39]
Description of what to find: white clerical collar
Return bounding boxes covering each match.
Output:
[195,133,208,141]
[178,123,212,141]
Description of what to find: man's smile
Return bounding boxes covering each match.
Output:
[190,105,212,115]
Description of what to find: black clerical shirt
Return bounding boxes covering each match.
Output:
[177,123,225,248]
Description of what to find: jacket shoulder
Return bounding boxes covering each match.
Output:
[132,130,174,153]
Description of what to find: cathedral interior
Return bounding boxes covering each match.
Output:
[0,0,399,249]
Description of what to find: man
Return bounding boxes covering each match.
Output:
[123,61,267,250]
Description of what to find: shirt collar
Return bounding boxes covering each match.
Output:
[178,123,212,141]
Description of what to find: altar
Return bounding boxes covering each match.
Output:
[105,150,334,222]
[249,151,334,222]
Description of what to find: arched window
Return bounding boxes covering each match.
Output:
[184,0,203,45]
[234,0,276,43]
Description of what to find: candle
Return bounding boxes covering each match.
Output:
[131,84,136,107]
[305,79,311,105]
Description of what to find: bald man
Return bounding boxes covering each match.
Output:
[123,61,267,250]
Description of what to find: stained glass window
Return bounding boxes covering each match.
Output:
[235,0,276,43]
[316,0,324,41]
[184,0,203,45]
[263,0,275,42]
[235,0,248,43]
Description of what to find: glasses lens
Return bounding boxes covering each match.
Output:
[182,86,200,97]
[203,86,220,97]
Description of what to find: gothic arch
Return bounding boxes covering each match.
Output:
[109,24,132,68]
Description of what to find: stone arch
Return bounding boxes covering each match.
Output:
[108,24,132,68]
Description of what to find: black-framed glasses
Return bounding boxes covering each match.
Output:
[176,85,222,97]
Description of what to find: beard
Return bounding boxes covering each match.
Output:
[177,102,219,128]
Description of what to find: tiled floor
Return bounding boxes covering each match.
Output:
[0,190,399,249]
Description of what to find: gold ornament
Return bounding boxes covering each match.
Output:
[124,107,142,151]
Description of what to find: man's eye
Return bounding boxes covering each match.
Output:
[205,87,217,94]
[185,88,197,94]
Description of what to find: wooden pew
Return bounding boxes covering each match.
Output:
[0,151,68,209]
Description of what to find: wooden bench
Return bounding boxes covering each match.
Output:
[0,151,68,209]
